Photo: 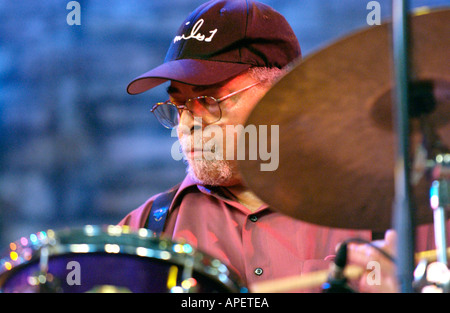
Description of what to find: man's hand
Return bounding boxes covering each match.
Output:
[347,230,398,293]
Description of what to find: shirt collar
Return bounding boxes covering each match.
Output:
[170,175,270,214]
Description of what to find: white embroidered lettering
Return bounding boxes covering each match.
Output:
[173,19,218,43]
[205,29,218,42]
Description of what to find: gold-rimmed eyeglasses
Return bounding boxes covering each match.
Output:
[150,82,260,129]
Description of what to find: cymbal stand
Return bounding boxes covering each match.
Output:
[430,160,449,265]
[426,154,450,292]
[391,0,415,293]
[412,103,450,292]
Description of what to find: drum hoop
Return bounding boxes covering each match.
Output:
[0,225,245,292]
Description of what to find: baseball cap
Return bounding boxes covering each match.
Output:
[127,0,301,95]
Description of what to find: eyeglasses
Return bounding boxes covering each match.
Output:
[151,82,260,129]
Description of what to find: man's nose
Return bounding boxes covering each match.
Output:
[178,111,204,134]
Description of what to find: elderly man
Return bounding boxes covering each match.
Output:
[120,0,398,292]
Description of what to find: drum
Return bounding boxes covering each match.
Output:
[0,225,246,293]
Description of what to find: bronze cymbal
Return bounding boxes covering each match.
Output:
[238,9,450,231]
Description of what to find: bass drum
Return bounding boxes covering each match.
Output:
[0,225,247,293]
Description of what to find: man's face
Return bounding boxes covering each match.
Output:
[169,72,267,186]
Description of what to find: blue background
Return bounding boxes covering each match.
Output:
[0,0,448,247]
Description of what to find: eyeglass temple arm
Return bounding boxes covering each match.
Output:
[151,100,188,113]
[216,82,260,103]
[151,81,260,112]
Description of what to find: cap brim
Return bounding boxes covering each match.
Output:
[127,59,251,95]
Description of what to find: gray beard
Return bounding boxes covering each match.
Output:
[185,158,239,186]
[179,133,241,186]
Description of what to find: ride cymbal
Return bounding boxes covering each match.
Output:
[238,9,450,231]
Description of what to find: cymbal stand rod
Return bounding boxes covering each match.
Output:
[419,114,450,290]
[391,0,415,293]
[415,169,450,292]
[430,156,450,268]
[430,180,448,266]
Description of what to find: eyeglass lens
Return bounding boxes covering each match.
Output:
[154,97,221,128]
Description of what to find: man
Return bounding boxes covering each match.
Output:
[120,0,396,292]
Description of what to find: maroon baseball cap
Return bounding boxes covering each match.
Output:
[127,0,301,95]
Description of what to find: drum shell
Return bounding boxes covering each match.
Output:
[0,226,245,293]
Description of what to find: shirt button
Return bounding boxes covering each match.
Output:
[249,215,258,222]
[254,267,263,276]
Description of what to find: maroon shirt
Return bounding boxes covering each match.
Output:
[120,175,444,291]
[119,176,377,287]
